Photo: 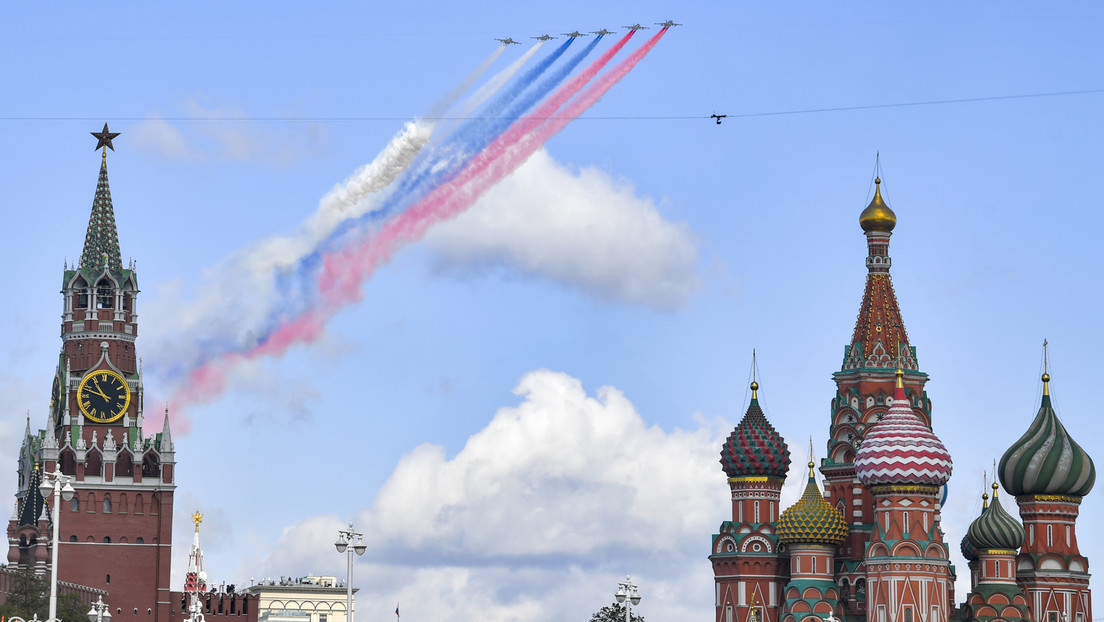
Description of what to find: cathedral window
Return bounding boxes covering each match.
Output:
[70,496,79,512]
[103,495,112,513]
[1047,525,1053,547]
[904,608,913,622]
[903,511,909,534]
[754,501,760,523]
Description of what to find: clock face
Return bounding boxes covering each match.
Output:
[77,369,131,423]
[50,375,63,425]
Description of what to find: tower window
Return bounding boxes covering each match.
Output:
[136,537,144,544]
[103,536,111,543]
[903,511,909,534]
[96,279,114,309]
[106,574,110,584]
[70,497,79,512]
[754,501,760,523]
[1047,525,1053,547]
[69,535,77,542]
[103,496,112,513]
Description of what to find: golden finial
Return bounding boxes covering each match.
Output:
[982,470,989,508]
[992,481,1000,500]
[1042,339,1050,396]
[192,511,204,531]
[750,349,759,400]
[895,366,904,389]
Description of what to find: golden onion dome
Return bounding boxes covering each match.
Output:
[777,462,849,546]
[859,177,897,233]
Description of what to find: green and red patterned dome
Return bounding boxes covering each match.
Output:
[720,382,791,479]
[777,462,849,546]
[998,374,1095,498]
[966,484,1025,551]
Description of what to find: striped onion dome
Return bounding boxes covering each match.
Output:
[855,369,953,486]
[777,462,849,546]
[998,374,1095,497]
[967,484,1025,551]
[960,532,979,562]
[720,382,791,479]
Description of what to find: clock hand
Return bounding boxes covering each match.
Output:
[88,380,110,400]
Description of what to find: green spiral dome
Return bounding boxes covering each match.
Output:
[999,378,1095,497]
[966,486,1025,551]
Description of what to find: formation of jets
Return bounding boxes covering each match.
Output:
[496,22,679,45]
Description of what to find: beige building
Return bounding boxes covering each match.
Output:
[243,575,357,622]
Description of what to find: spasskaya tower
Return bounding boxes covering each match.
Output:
[7,127,176,621]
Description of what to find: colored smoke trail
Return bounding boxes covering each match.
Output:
[446,42,545,130]
[314,30,665,312]
[426,46,506,119]
[167,30,668,415]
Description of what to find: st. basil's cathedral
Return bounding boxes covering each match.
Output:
[710,180,1096,622]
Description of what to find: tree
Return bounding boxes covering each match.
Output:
[590,601,645,622]
[0,569,91,622]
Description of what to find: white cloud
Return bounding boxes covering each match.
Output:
[236,369,731,621]
[426,149,701,310]
[131,99,327,166]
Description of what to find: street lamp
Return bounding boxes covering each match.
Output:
[87,595,112,622]
[334,523,366,622]
[39,467,75,622]
[614,575,641,622]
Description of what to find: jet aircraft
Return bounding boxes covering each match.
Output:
[623,23,649,31]
[656,20,682,28]
[562,30,588,38]
[532,34,557,41]
[495,37,520,45]
[592,28,615,36]
[710,114,728,125]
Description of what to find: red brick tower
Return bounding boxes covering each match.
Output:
[999,372,1095,622]
[6,130,176,622]
[854,368,955,622]
[711,380,792,622]
[822,178,941,618]
[961,482,1031,621]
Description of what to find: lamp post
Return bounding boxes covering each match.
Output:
[87,595,112,622]
[614,575,641,622]
[334,523,366,622]
[39,467,75,622]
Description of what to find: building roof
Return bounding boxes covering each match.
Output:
[777,462,848,546]
[79,151,124,274]
[720,382,790,479]
[966,484,1025,551]
[855,370,952,486]
[998,374,1095,497]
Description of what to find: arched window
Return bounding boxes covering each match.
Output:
[60,449,77,476]
[118,493,128,514]
[136,537,144,544]
[116,452,134,477]
[69,535,77,542]
[70,496,80,512]
[86,450,103,477]
[103,536,111,543]
[143,453,160,478]
[87,493,97,513]
[134,494,144,515]
[103,495,112,513]
[151,493,160,516]
[96,278,114,309]
[75,279,89,310]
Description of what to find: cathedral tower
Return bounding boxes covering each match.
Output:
[999,372,1095,622]
[820,178,942,618]
[961,482,1031,621]
[855,368,954,622]
[711,380,791,622]
[7,128,176,622]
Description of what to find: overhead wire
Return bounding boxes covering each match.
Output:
[0,87,1101,123]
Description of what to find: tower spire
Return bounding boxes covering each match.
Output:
[80,124,123,274]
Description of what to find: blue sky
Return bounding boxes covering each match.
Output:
[2,3,1103,620]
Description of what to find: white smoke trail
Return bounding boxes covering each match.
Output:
[308,121,434,243]
[426,47,506,120]
[454,42,544,120]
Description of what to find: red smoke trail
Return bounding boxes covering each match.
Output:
[317,28,667,305]
[168,28,668,418]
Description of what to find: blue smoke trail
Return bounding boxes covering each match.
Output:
[259,36,606,350]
